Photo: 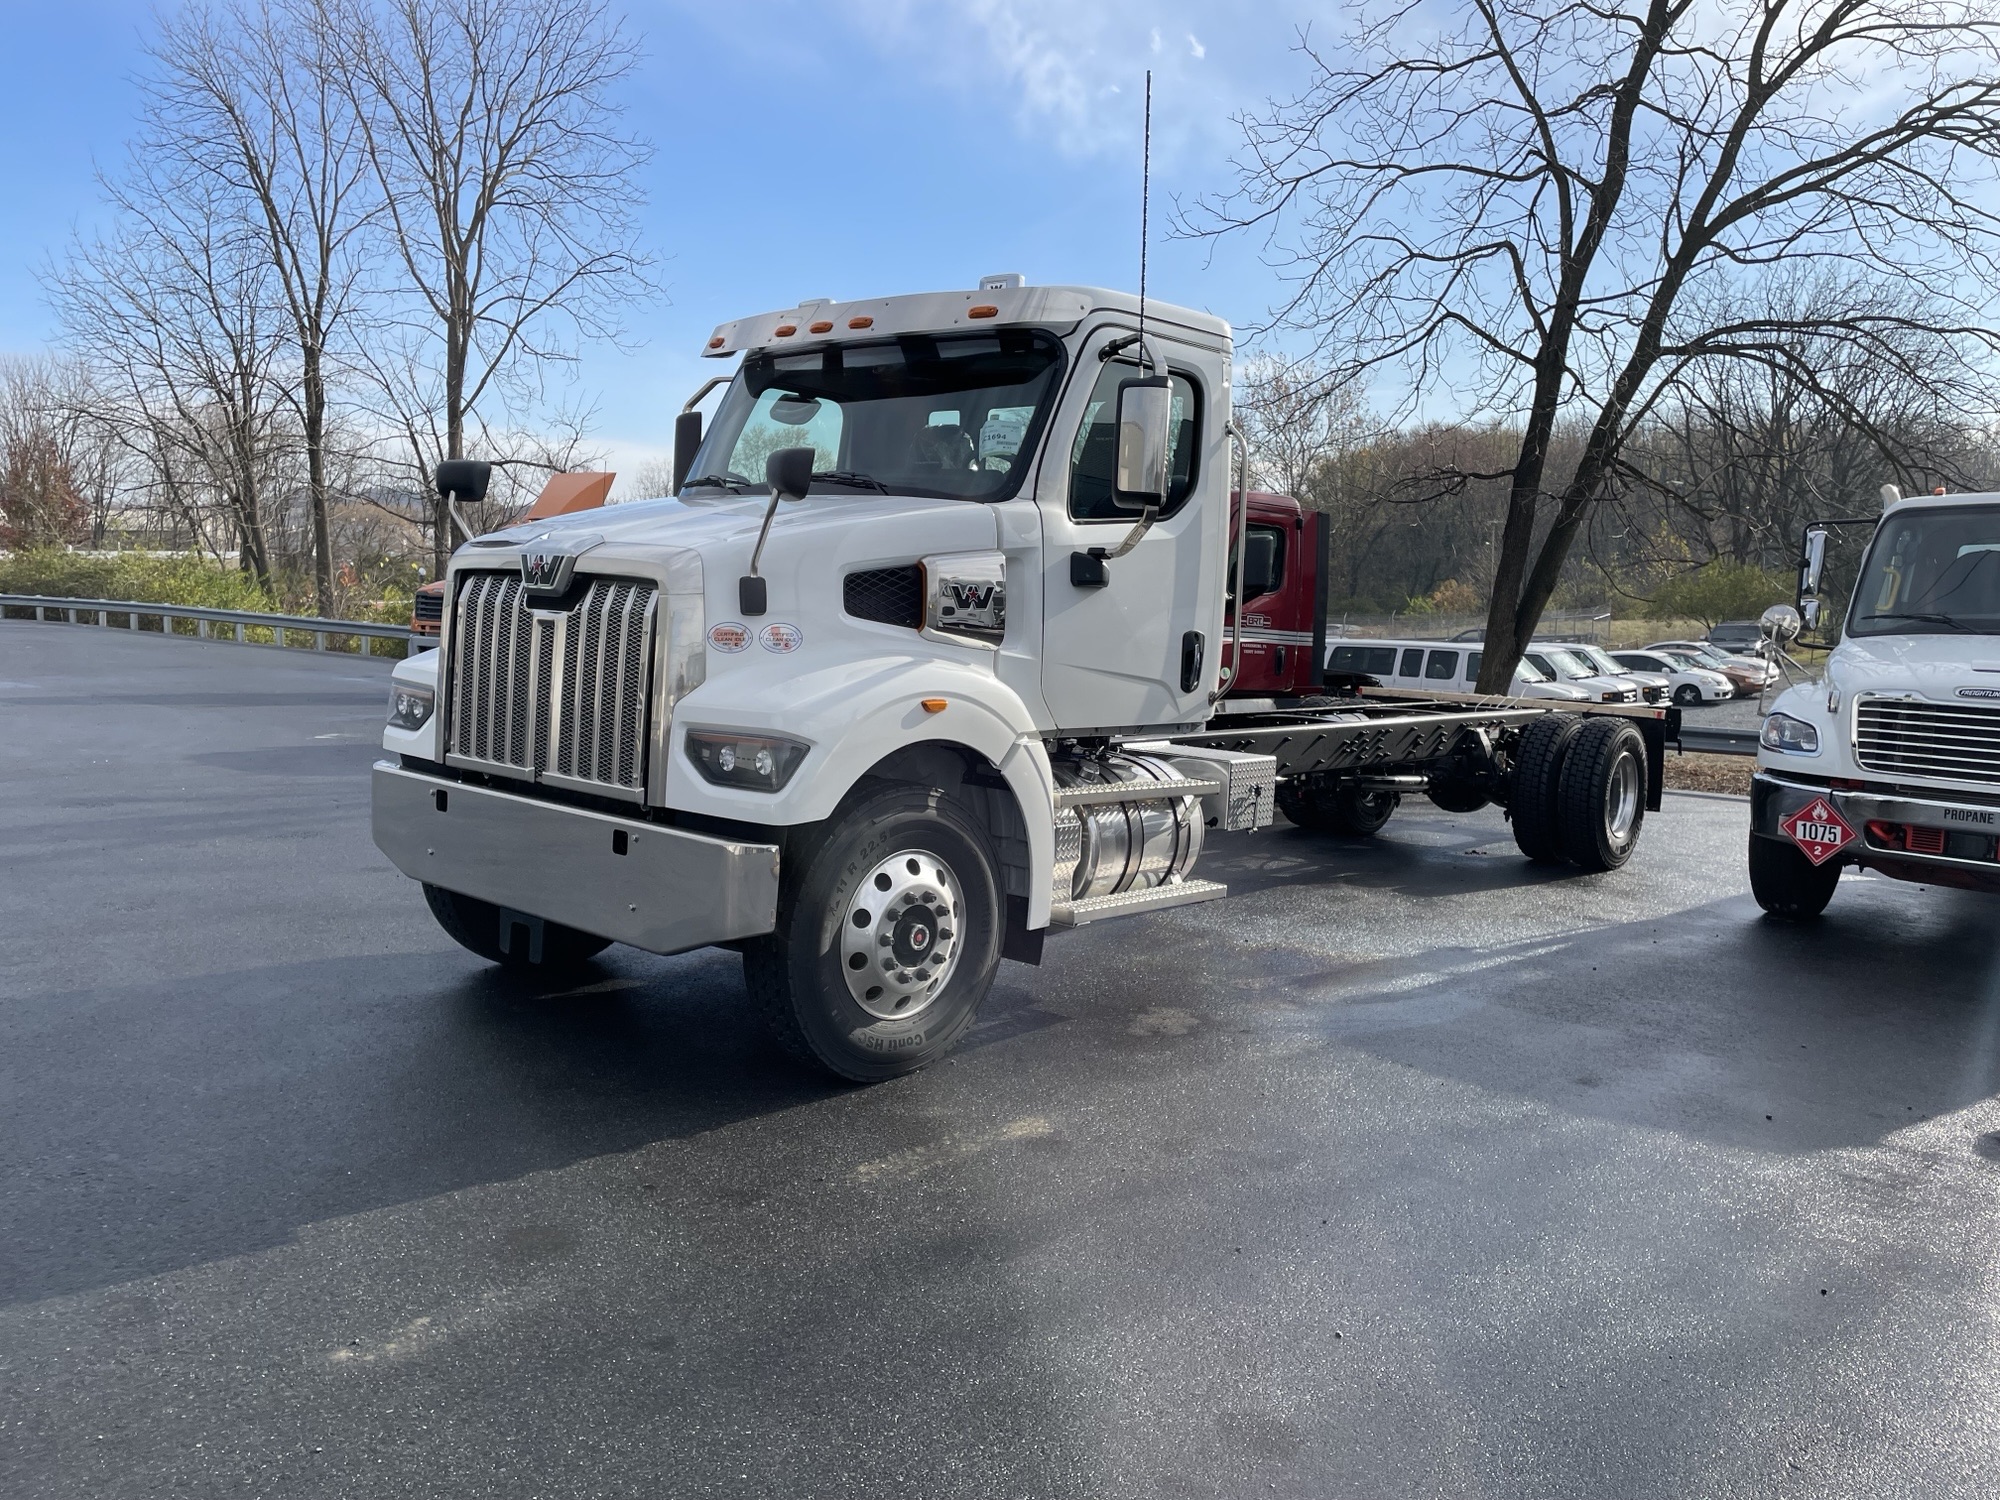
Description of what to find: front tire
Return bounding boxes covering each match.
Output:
[1749,834,1841,919]
[1672,682,1701,707]
[422,884,611,971]
[1278,775,1400,836]
[743,784,1002,1082]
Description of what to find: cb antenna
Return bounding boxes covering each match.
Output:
[1139,69,1152,370]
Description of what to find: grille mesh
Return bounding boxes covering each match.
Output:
[446,571,657,798]
[844,566,922,628]
[1855,697,2000,786]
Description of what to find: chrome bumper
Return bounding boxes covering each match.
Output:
[372,762,780,954]
[1752,770,2000,876]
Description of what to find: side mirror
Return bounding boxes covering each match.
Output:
[672,411,702,495]
[1802,598,1822,630]
[1112,377,1173,510]
[1799,525,1828,598]
[766,446,814,501]
[434,458,491,503]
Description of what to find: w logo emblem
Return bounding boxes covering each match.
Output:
[520,546,577,596]
[946,581,996,611]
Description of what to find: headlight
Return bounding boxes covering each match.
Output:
[685,729,808,791]
[1759,713,1819,754]
[388,684,434,730]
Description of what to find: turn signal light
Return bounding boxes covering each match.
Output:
[921,698,948,714]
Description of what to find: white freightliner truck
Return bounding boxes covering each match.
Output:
[373,277,1675,1079]
[1750,486,2000,916]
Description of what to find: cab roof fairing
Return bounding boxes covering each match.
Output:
[700,284,1232,359]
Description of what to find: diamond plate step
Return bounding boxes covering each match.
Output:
[1051,778,1224,809]
[1048,878,1228,928]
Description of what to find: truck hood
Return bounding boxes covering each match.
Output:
[1828,631,2000,704]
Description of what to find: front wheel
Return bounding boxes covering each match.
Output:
[1672,683,1701,707]
[422,884,611,971]
[1748,834,1841,919]
[743,784,1002,1082]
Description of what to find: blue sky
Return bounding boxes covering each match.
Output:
[0,0,1323,478]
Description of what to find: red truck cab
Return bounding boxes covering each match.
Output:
[1225,491,1328,699]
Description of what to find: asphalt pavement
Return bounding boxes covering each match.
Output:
[4,621,1999,1499]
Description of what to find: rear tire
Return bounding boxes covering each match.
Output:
[1277,776,1400,836]
[423,884,611,971]
[1558,718,1647,872]
[1749,834,1841,919]
[742,784,1002,1082]
[1508,714,1582,863]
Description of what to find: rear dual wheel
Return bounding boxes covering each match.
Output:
[1509,716,1647,872]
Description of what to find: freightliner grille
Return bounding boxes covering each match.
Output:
[1854,697,2000,786]
[446,571,657,799]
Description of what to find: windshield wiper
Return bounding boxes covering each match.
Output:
[811,469,890,493]
[1864,611,1971,631]
[682,472,752,493]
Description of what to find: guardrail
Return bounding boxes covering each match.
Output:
[1676,725,1759,756]
[1,594,414,657]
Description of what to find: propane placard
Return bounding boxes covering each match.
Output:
[1783,796,1854,866]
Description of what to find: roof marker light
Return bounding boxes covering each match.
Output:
[809,320,833,334]
[967,305,998,319]
[706,335,725,349]
[847,316,873,329]
[773,324,797,337]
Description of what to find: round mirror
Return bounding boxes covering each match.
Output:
[1761,603,1802,643]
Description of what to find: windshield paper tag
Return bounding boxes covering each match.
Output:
[707,622,750,653]
[1783,796,1854,866]
[759,623,803,654]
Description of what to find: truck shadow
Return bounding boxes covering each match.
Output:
[0,944,843,1309]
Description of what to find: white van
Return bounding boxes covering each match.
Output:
[1327,639,1593,701]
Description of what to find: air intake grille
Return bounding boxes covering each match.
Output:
[446,571,657,800]
[1854,697,2000,786]
[412,589,444,624]
[844,566,922,628]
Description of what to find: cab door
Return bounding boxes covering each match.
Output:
[1036,329,1224,731]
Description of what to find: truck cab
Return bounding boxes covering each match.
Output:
[1750,488,2000,915]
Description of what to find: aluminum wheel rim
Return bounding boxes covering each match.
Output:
[1606,751,1642,845]
[840,849,964,1020]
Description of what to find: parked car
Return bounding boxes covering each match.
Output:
[1645,638,1775,693]
[1706,620,1765,653]
[1567,643,1670,704]
[1325,639,1593,701]
[1610,649,1733,706]
[1523,643,1644,703]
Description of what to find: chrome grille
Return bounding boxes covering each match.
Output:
[446,571,657,800]
[1854,697,2000,785]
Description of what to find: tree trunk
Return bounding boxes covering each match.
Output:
[303,344,332,615]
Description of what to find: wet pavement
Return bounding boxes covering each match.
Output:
[4,621,1997,1499]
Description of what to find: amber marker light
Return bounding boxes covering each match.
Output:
[809,320,833,334]
[921,698,948,714]
[706,335,725,349]
[773,324,797,337]
[847,316,874,329]
[967,305,999,319]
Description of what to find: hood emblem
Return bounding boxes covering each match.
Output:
[1958,686,2000,701]
[517,532,602,597]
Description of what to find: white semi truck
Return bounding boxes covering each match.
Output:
[1751,486,2000,916]
[373,278,1674,1079]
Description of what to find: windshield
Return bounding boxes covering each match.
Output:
[1849,504,2000,636]
[687,331,1066,502]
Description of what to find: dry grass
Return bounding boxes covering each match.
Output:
[1663,751,1753,796]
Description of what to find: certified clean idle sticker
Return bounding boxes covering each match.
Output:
[759,622,804,654]
[1783,796,1854,866]
[707,622,750,653]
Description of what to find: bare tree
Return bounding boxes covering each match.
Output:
[1190,1,2000,689]
[143,0,376,613]
[0,358,90,549]
[330,0,652,573]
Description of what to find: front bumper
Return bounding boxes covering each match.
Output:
[373,762,780,953]
[1752,770,2000,888]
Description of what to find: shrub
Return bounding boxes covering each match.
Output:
[1644,560,1791,627]
[0,549,278,612]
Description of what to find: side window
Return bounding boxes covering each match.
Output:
[1068,357,1202,521]
[1526,653,1553,678]
[1465,651,1483,680]
[1425,649,1459,680]
[1366,647,1397,674]
[1399,648,1425,677]
[1330,646,1363,671]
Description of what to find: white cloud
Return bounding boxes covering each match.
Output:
[1188,33,1205,60]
